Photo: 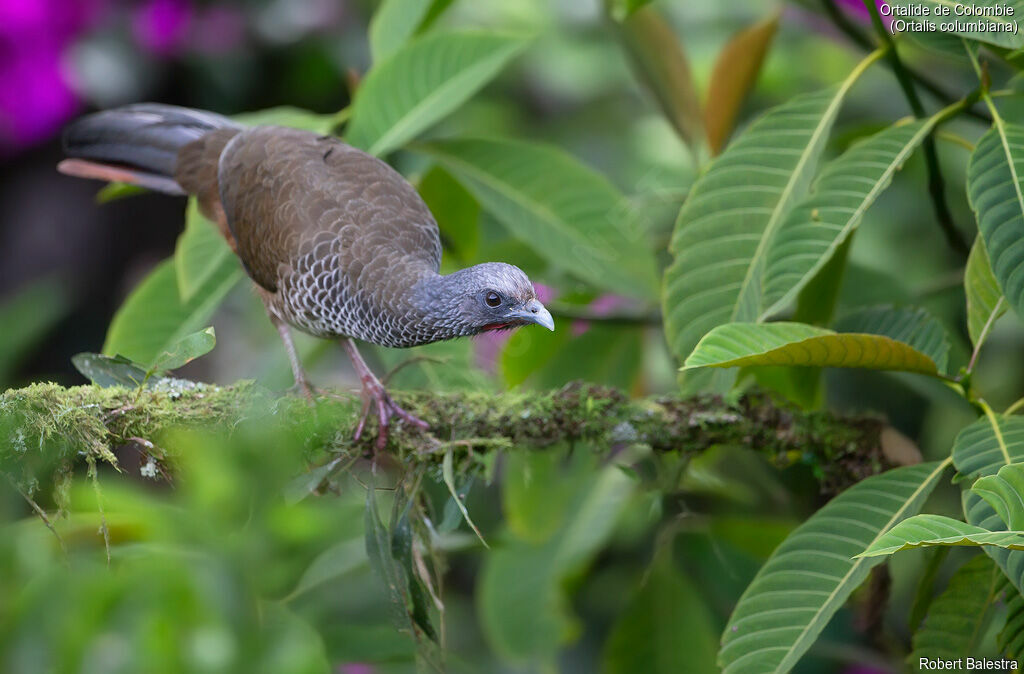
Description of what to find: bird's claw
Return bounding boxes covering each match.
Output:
[354,380,429,451]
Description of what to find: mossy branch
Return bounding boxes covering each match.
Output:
[1,379,895,497]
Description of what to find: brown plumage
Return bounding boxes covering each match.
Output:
[59,104,554,448]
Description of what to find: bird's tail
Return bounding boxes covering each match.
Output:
[59,104,241,195]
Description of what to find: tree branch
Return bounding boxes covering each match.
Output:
[1,379,893,496]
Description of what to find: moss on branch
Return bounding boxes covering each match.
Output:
[0,379,892,498]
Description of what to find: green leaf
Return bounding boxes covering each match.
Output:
[966,235,1008,348]
[683,322,943,377]
[0,279,69,385]
[611,5,704,155]
[287,537,368,600]
[886,1,1024,49]
[704,12,779,155]
[910,555,1003,665]
[833,305,951,374]
[96,182,145,203]
[417,137,659,299]
[663,51,883,371]
[103,258,243,367]
[71,353,152,388]
[858,514,1024,557]
[232,106,335,133]
[174,199,237,302]
[442,446,487,547]
[346,30,528,157]
[973,462,1024,529]
[967,118,1024,321]
[480,449,635,663]
[762,119,937,316]
[719,461,948,674]
[602,554,718,674]
[369,0,454,63]
[148,327,216,374]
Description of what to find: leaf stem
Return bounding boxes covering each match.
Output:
[863,0,969,256]
[1006,396,1024,416]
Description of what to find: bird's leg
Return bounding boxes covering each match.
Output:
[342,338,429,450]
[265,307,317,401]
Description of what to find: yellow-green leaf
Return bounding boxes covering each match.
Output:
[683,322,942,376]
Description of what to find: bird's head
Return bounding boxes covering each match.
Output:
[423,262,554,337]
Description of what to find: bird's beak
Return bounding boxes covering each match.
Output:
[514,299,555,331]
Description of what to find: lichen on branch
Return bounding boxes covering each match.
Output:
[0,378,891,499]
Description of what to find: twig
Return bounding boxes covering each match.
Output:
[864,0,970,257]
[6,474,67,559]
[87,455,111,566]
[548,304,662,326]
[819,0,992,124]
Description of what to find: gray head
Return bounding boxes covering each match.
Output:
[415,262,555,339]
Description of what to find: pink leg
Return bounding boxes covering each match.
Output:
[342,338,429,450]
[267,308,317,402]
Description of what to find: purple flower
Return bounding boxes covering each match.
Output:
[0,0,106,152]
[132,0,192,56]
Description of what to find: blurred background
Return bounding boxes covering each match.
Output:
[2,0,1020,671]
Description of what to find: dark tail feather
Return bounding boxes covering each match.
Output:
[60,104,240,195]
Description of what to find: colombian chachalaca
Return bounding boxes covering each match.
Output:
[58,104,554,448]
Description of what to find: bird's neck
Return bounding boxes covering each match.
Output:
[404,270,475,343]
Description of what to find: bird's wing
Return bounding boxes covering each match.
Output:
[216,126,442,293]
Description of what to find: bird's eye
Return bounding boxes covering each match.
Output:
[485,291,501,307]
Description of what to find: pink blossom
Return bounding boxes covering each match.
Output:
[132,0,192,56]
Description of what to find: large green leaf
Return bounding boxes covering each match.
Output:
[834,305,951,373]
[952,414,1024,481]
[174,199,238,302]
[417,137,659,299]
[762,119,936,316]
[663,51,883,369]
[602,554,718,674]
[966,234,1009,348]
[858,514,1024,557]
[973,462,1024,529]
[718,461,948,674]
[346,31,527,157]
[910,555,1003,667]
[103,258,244,367]
[1001,579,1024,661]
[886,1,1024,49]
[967,118,1024,321]
[369,0,453,63]
[683,322,943,377]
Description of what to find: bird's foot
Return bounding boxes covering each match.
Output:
[354,378,430,451]
[288,377,320,404]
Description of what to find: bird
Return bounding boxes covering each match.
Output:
[58,104,555,449]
